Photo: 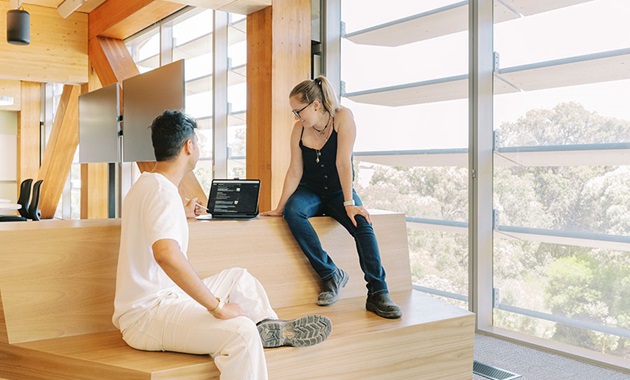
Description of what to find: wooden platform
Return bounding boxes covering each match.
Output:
[0,212,475,379]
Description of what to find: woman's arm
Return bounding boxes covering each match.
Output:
[335,108,372,226]
[261,122,304,216]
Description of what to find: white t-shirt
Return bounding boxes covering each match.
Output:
[112,172,189,329]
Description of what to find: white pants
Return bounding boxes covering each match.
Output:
[121,267,278,380]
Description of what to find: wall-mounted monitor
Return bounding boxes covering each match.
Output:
[79,83,121,163]
[122,60,185,162]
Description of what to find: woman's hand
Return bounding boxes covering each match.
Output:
[345,205,372,227]
[260,208,284,217]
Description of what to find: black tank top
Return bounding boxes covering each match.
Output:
[299,127,354,194]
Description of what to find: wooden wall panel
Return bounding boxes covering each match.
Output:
[0,3,87,84]
[0,80,21,111]
[247,0,311,211]
[17,82,41,186]
[80,163,109,219]
[36,85,81,219]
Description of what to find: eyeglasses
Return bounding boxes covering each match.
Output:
[292,101,313,118]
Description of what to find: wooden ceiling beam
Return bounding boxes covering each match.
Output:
[88,36,140,86]
[89,0,185,40]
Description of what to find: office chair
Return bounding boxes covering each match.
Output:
[0,178,43,222]
[17,178,33,218]
[28,179,43,221]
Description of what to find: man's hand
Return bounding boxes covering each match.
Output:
[211,303,244,319]
[184,197,204,218]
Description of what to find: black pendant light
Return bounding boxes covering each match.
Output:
[7,8,30,46]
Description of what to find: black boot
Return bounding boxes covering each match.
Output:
[317,268,349,306]
[366,292,402,319]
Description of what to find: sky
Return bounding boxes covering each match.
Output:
[340,0,630,151]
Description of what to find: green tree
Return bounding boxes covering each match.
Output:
[356,101,630,358]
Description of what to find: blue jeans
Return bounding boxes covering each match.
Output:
[283,186,388,295]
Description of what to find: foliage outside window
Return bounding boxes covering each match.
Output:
[341,0,630,360]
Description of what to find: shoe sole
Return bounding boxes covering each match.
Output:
[317,270,350,306]
[366,301,403,319]
[257,315,332,348]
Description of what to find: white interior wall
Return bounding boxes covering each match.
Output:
[0,111,18,201]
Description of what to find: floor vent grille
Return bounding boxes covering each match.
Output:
[473,361,522,380]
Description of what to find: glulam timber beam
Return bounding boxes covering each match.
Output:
[247,0,311,210]
[89,0,185,40]
[36,85,81,219]
[88,36,140,88]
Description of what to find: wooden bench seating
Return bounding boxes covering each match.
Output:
[0,211,475,379]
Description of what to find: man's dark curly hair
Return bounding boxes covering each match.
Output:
[150,110,197,161]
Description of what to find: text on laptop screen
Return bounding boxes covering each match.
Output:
[208,180,260,215]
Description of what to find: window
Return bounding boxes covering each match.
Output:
[492,0,630,360]
[337,0,630,365]
[125,7,248,192]
[340,0,469,308]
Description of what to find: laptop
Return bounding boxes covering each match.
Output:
[199,179,261,220]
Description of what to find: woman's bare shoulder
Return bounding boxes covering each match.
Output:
[334,106,356,125]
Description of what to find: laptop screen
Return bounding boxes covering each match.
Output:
[207,179,260,217]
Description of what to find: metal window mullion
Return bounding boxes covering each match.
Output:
[323,0,341,97]
[213,10,229,179]
[468,0,494,330]
[160,21,173,66]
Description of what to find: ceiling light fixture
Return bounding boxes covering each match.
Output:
[0,96,15,106]
[6,7,30,45]
[57,0,84,19]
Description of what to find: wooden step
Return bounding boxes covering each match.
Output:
[6,291,473,380]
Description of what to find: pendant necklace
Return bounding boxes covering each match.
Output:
[314,114,332,164]
[312,113,330,140]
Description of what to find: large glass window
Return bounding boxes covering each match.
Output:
[338,0,630,366]
[126,28,159,73]
[172,9,215,189]
[492,0,630,360]
[340,0,469,308]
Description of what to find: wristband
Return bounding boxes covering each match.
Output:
[343,200,355,206]
[210,298,225,316]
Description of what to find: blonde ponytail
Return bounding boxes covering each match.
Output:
[290,76,341,116]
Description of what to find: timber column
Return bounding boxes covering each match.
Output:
[247,0,311,211]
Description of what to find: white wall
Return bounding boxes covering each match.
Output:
[0,111,18,201]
